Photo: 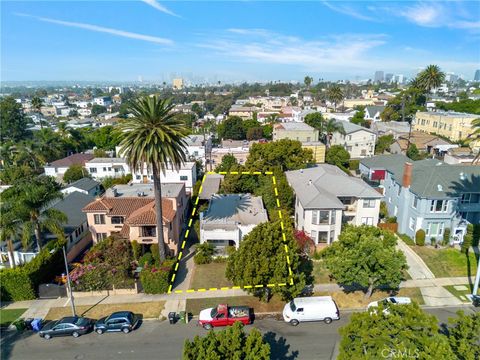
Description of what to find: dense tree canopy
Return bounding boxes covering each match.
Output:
[183,322,270,360]
[325,145,350,170]
[0,96,29,142]
[339,303,455,359]
[63,164,90,184]
[304,112,324,134]
[375,134,394,154]
[322,225,408,297]
[217,116,245,140]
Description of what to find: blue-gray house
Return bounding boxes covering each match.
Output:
[360,155,480,244]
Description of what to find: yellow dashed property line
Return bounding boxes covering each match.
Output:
[167,170,294,295]
[207,171,215,175]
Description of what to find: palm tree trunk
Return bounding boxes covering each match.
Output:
[34,222,42,251]
[7,239,16,269]
[152,162,167,263]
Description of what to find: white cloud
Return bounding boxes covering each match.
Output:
[140,0,180,18]
[15,13,173,45]
[322,1,377,22]
[398,3,447,27]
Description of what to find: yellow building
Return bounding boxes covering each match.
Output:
[172,78,184,90]
[342,98,376,108]
[302,142,326,163]
[413,111,479,142]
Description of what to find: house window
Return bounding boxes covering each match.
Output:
[363,199,375,208]
[310,230,317,243]
[319,210,330,224]
[96,233,107,241]
[318,231,329,243]
[142,226,156,237]
[136,175,141,180]
[430,200,448,213]
[346,146,352,152]
[111,216,124,224]
[426,222,444,236]
[94,214,105,224]
[103,167,107,171]
[412,196,418,209]
[89,168,97,173]
[331,210,336,225]
[409,217,416,230]
[460,193,471,204]
[180,175,188,181]
[361,217,374,225]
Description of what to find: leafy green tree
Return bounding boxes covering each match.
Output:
[375,134,394,154]
[0,96,29,142]
[406,143,420,160]
[183,322,270,360]
[217,116,245,140]
[91,104,107,116]
[31,96,44,129]
[1,176,67,251]
[226,221,309,302]
[461,224,473,254]
[175,113,197,131]
[34,128,65,162]
[245,139,313,171]
[326,145,350,170]
[63,164,89,183]
[117,96,188,262]
[338,303,455,359]
[215,154,238,172]
[194,243,215,265]
[88,126,120,150]
[446,311,480,360]
[246,127,263,140]
[322,225,408,297]
[304,112,325,135]
[436,99,480,115]
[350,108,367,127]
[191,103,204,118]
[304,76,314,88]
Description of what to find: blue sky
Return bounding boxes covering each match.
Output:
[2,1,479,82]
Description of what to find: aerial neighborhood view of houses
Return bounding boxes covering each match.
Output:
[1,1,480,359]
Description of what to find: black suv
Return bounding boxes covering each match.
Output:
[39,316,92,340]
[94,311,139,334]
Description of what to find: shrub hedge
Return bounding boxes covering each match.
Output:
[415,230,426,246]
[0,240,65,301]
[139,259,175,294]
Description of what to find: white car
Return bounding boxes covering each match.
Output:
[367,297,411,314]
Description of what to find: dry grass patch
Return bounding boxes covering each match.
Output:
[190,262,233,290]
[186,296,286,315]
[315,287,424,309]
[45,301,165,320]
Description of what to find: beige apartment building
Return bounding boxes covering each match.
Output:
[413,111,479,142]
[273,122,319,143]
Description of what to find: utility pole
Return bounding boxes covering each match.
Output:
[62,246,76,316]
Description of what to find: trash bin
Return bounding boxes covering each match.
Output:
[168,312,177,324]
[179,311,186,324]
[24,318,33,331]
[31,319,43,332]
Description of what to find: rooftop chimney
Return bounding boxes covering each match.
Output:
[402,162,413,188]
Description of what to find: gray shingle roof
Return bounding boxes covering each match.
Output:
[360,154,410,169]
[334,120,375,135]
[199,174,224,200]
[365,106,386,116]
[361,155,480,198]
[67,177,100,192]
[285,165,382,210]
[50,192,95,235]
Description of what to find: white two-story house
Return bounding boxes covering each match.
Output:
[286,164,382,245]
[330,120,377,159]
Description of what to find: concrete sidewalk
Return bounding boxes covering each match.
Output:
[396,236,435,280]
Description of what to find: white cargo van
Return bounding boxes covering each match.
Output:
[283,296,340,326]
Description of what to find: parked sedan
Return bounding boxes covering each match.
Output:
[367,297,412,314]
[39,316,92,340]
[94,311,139,334]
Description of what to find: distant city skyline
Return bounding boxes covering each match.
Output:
[2,1,479,82]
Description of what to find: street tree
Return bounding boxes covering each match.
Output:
[118,96,188,262]
[322,225,408,297]
[338,303,455,359]
[217,116,245,140]
[446,310,480,360]
[226,221,310,302]
[183,322,270,360]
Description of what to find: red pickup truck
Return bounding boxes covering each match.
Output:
[198,304,251,330]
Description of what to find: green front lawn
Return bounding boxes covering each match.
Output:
[0,308,27,328]
[411,246,478,278]
[186,296,286,315]
[190,262,233,290]
[444,284,475,303]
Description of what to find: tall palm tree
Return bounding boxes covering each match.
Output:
[1,176,67,251]
[35,128,64,162]
[469,118,480,164]
[417,65,445,92]
[327,85,344,112]
[117,96,188,262]
[31,96,44,129]
[324,119,346,148]
[0,205,22,268]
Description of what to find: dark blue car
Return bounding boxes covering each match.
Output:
[94,311,139,334]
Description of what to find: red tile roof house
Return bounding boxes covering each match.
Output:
[83,195,181,256]
[44,153,95,178]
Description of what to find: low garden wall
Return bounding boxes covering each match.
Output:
[72,283,139,298]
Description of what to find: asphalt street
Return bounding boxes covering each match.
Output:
[1,306,477,360]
